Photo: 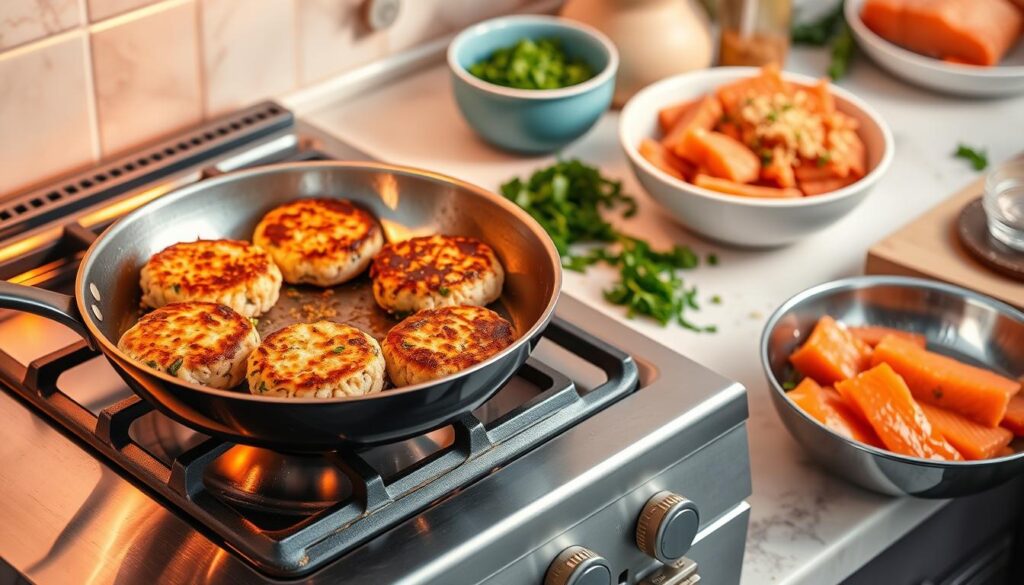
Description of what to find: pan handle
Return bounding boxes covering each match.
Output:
[0,281,94,346]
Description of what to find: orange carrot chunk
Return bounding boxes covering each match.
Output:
[788,378,883,447]
[1001,395,1024,436]
[679,129,761,183]
[872,335,1020,427]
[848,326,927,348]
[920,402,1013,460]
[715,63,788,115]
[639,139,694,181]
[761,145,796,188]
[693,174,802,198]
[789,316,873,385]
[996,445,1015,457]
[662,96,723,154]
[797,176,858,197]
[836,364,963,460]
[658,99,696,135]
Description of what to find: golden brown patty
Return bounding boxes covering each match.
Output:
[117,302,260,389]
[381,305,515,386]
[253,198,384,286]
[370,235,504,315]
[246,321,385,398]
[139,239,281,318]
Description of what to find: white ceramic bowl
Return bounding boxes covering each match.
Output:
[845,0,1024,98]
[620,67,893,248]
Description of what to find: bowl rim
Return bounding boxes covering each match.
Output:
[845,0,1024,79]
[760,274,1024,468]
[619,66,895,208]
[447,14,620,101]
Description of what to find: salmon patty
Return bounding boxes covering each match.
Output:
[382,305,515,387]
[140,239,282,318]
[370,235,504,315]
[253,198,384,286]
[117,302,260,389]
[246,321,385,398]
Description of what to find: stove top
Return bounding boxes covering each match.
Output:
[0,104,751,584]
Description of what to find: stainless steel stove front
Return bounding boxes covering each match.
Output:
[0,293,748,584]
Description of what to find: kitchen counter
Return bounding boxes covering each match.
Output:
[293,47,1024,584]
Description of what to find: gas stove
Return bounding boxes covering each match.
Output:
[0,103,750,584]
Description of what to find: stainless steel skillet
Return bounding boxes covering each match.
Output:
[0,162,561,451]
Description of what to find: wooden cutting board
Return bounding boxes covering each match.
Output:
[866,173,1024,310]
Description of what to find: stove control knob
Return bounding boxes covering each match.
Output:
[545,546,612,585]
[636,491,700,564]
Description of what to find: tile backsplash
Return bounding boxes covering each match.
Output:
[0,0,532,195]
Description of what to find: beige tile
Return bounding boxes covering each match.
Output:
[199,0,296,116]
[0,32,96,195]
[296,0,531,86]
[86,0,158,22]
[0,0,82,50]
[91,0,202,156]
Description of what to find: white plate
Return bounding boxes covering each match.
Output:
[846,0,1024,97]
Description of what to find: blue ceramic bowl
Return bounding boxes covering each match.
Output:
[448,15,618,154]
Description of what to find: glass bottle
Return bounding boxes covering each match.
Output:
[718,0,792,67]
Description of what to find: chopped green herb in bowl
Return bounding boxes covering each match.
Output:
[469,37,594,90]
[448,15,618,153]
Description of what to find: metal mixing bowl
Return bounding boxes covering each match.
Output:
[761,276,1024,497]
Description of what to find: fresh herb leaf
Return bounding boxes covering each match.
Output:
[765,111,778,123]
[258,381,267,393]
[792,5,843,46]
[954,143,989,170]
[584,237,711,330]
[146,360,158,369]
[828,22,855,81]
[500,160,636,256]
[438,286,450,297]
[792,6,855,80]
[332,346,345,354]
[167,357,183,376]
[468,37,594,90]
[759,149,774,165]
[782,381,797,390]
[503,161,716,332]
[710,295,722,305]
[172,283,181,294]
[249,317,259,328]
[817,152,832,167]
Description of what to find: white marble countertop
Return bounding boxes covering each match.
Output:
[296,47,1024,585]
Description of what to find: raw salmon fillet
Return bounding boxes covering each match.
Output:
[847,325,927,348]
[920,403,1013,460]
[836,363,963,460]
[789,316,873,385]
[872,335,1020,427]
[787,378,883,446]
[1001,394,1024,435]
[861,0,1023,66]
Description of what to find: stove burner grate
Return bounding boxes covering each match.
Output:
[3,316,638,576]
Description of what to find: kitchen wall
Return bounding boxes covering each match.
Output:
[0,0,531,196]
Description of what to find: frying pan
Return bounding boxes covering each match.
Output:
[0,162,561,451]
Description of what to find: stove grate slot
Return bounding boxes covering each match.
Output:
[0,101,292,242]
